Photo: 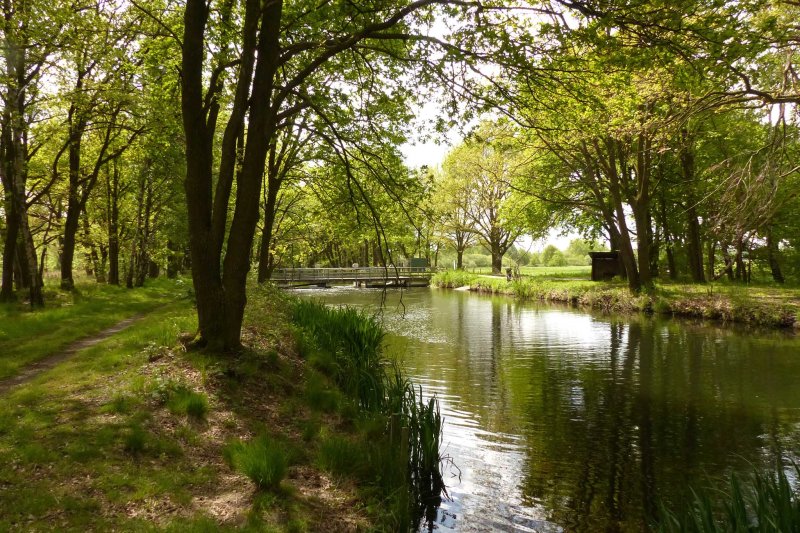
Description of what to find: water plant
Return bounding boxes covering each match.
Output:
[291,298,449,530]
[657,466,800,532]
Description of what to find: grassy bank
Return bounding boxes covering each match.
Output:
[431,271,799,329]
[0,281,445,531]
[0,278,182,380]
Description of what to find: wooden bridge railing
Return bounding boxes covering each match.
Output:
[272,267,431,282]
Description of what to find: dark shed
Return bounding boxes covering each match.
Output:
[588,251,622,281]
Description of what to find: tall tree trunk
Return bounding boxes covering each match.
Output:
[633,207,653,289]
[706,240,716,281]
[686,206,705,283]
[766,229,784,284]
[659,196,677,280]
[107,162,120,285]
[734,237,746,282]
[16,191,43,306]
[60,111,86,290]
[166,240,180,278]
[490,241,502,275]
[607,170,640,291]
[720,243,734,281]
[0,199,18,301]
[257,175,279,282]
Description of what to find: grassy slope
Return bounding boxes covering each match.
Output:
[0,281,410,532]
[0,279,183,380]
[431,268,800,329]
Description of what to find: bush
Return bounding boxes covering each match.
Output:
[225,435,288,491]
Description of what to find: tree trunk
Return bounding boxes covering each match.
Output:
[106,162,120,285]
[456,248,464,270]
[0,200,18,301]
[60,115,85,290]
[491,245,502,275]
[16,193,43,306]
[706,240,716,281]
[167,240,181,278]
[608,176,640,291]
[720,243,734,281]
[734,237,746,282]
[257,176,279,282]
[686,205,705,283]
[766,229,784,284]
[633,207,653,290]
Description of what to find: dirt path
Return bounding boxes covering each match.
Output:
[0,313,148,395]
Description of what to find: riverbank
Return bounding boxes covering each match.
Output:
[432,270,799,329]
[0,280,443,531]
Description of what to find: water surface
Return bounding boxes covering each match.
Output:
[300,287,800,532]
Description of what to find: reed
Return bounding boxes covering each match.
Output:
[657,466,800,532]
[291,299,448,531]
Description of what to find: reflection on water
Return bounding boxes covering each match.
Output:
[299,287,800,532]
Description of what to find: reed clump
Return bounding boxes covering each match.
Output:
[291,299,448,531]
[657,466,800,532]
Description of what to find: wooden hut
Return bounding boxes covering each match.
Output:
[588,251,622,281]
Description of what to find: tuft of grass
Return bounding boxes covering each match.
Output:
[123,424,148,456]
[225,435,288,491]
[102,393,139,415]
[303,372,340,412]
[167,386,209,421]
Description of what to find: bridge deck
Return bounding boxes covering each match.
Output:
[272,267,432,286]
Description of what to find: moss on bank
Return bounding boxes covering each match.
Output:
[431,271,799,329]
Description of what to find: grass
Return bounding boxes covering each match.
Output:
[291,298,448,531]
[431,270,800,329]
[458,265,591,278]
[166,386,210,421]
[0,277,183,380]
[657,466,800,532]
[224,435,288,491]
[0,300,206,530]
[0,281,403,531]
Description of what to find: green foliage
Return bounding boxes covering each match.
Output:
[225,435,288,491]
[431,270,478,288]
[291,298,447,530]
[657,467,800,532]
[291,300,385,412]
[122,424,148,456]
[166,386,209,421]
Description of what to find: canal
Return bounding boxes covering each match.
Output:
[299,287,800,532]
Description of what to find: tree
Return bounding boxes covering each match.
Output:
[433,165,476,269]
[444,121,525,274]
[180,0,471,350]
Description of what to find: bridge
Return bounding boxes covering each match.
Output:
[271,267,433,288]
